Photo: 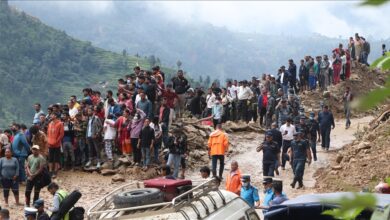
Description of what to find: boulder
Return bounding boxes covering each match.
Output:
[112,174,125,182]
[336,154,343,164]
[118,157,132,166]
[331,165,342,171]
[100,169,117,176]
[357,142,371,150]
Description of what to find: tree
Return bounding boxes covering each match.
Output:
[176,60,182,69]
[156,57,161,65]
[199,75,203,83]
[148,55,156,68]
[204,75,211,88]
[122,49,127,57]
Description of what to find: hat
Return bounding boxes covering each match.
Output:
[263,177,273,184]
[265,131,273,136]
[241,174,251,181]
[25,207,37,217]
[32,145,40,150]
[33,198,44,208]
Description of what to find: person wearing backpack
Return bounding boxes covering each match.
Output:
[48,182,69,220]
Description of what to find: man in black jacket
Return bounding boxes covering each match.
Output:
[318,105,335,151]
[288,59,298,94]
[172,70,190,118]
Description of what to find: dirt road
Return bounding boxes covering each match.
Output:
[5,117,372,218]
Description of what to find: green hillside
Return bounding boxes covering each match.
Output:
[0,2,172,128]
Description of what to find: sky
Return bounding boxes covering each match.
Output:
[10,0,390,39]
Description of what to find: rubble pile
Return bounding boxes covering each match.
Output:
[301,64,389,117]
[88,119,264,181]
[315,109,390,192]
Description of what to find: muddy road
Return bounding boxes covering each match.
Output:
[6,117,372,218]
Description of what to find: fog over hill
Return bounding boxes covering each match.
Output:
[10,1,390,81]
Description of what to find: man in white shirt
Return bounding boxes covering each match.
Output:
[237,81,253,123]
[206,88,216,116]
[227,81,238,121]
[279,118,296,170]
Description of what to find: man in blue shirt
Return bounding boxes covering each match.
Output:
[240,175,260,208]
[11,123,30,183]
[260,177,274,213]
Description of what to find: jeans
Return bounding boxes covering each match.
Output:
[211,155,225,178]
[1,178,19,198]
[238,99,249,123]
[310,139,317,161]
[25,176,41,207]
[16,157,27,182]
[161,123,169,148]
[104,140,113,160]
[62,141,75,166]
[282,85,289,97]
[167,154,181,178]
[87,137,102,162]
[131,138,142,164]
[292,159,306,182]
[345,107,351,127]
[263,161,276,177]
[141,147,151,167]
[259,107,267,126]
[77,137,88,165]
[321,127,331,149]
[281,140,291,168]
[153,142,161,163]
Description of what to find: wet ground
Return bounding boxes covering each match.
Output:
[5,116,373,219]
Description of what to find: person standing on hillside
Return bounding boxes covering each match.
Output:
[227,81,238,121]
[11,123,31,183]
[265,91,276,129]
[288,132,312,189]
[30,125,48,158]
[85,107,103,169]
[342,87,353,129]
[47,113,63,178]
[61,113,75,170]
[172,70,190,118]
[208,124,229,179]
[383,44,387,56]
[25,145,46,207]
[288,59,298,94]
[237,80,253,123]
[258,90,268,127]
[318,105,335,151]
[299,59,307,92]
[138,119,155,170]
[33,103,44,125]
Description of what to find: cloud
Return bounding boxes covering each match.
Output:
[145,1,390,39]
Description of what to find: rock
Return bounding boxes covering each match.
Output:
[199,129,207,137]
[101,161,113,170]
[357,142,371,150]
[331,165,342,170]
[112,174,125,182]
[323,91,331,98]
[118,157,132,165]
[184,125,198,133]
[336,154,343,164]
[330,170,339,175]
[101,169,117,176]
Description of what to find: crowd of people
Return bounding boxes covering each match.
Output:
[0,33,379,216]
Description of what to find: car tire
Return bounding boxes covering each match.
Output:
[113,188,163,208]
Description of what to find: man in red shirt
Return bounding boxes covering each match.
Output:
[47,113,64,178]
[162,84,178,109]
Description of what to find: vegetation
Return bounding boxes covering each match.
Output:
[0,3,174,127]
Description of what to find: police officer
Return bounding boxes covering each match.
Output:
[257,131,281,177]
[307,112,320,161]
[296,116,309,140]
[25,207,38,220]
[240,175,260,208]
[288,132,312,189]
[276,99,292,128]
